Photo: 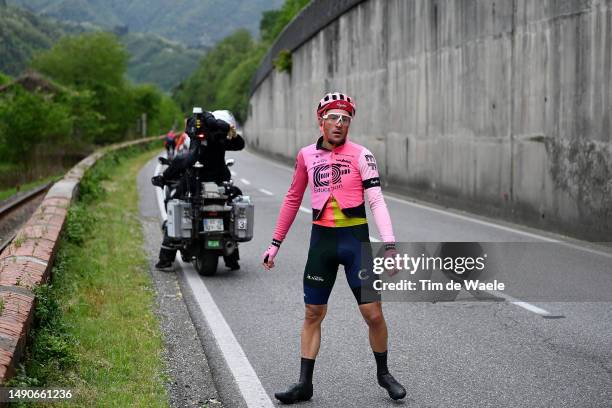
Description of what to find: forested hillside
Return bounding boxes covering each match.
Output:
[122,33,204,93]
[0,5,84,75]
[9,0,284,47]
[0,4,203,92]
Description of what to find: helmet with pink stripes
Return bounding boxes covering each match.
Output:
[316,92,356,119]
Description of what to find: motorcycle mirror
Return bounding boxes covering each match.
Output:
[226,159,235,167]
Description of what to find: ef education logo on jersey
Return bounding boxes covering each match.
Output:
[313,163,351,190]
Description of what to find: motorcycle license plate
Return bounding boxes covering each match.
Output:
[206,240,221,249]
[237,218,247,230]
[203,218,224,232]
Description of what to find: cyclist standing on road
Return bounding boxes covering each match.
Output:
[262,92,407,403]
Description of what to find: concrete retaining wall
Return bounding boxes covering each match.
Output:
[245,0,612,240]
[0,137,158,382]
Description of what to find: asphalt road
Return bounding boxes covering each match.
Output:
[138,149,612,408]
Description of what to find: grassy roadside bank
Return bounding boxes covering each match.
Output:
[8,144,169,407]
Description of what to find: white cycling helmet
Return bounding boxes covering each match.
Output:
[212,110,238,128]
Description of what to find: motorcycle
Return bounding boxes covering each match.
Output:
[160,157,254,276]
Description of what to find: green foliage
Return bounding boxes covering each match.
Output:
[273,49,292,73]
[260,9,282,44]
[32,32,127,89]
[65,205,93,245]
[7,278,77,388]
[0,72,10,85]
[260,0,310,46]
[172,0,310,124]
[0,85,73,169]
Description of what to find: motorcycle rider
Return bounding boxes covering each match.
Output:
[152,109,245,271]
[164,130,176,159]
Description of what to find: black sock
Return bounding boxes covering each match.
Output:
[299,357,315,384]
[373,350,389,377]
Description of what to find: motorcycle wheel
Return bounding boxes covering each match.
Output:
[194,251,218,276]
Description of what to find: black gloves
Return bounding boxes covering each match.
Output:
[151,175,165,187]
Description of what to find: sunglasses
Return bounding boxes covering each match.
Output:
[322,112,352,126]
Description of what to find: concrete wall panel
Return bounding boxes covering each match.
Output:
[246,0,612,239]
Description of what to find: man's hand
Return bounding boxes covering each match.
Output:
[384,246,400,277]
[262,245,279,270]
[151,175,165,187]
[227,125,237,140]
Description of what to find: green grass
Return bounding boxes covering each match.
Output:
[0,174,62,202]
[8,144,169,407]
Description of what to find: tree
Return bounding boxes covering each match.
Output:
[0,72,10,85]
[32,32,127,90]
[0,85,72,174]
[32,32,131,143]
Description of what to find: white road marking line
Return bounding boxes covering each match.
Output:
[511,302,551,316]
[153,163,273,407]
[299,206,312,214]
[487,290,551,316]
[258,188,273,196]
[178,259,274,408]
[240,178,251,185]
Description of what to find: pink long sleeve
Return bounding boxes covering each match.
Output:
[272,149,308,243]
[358,149,395,243]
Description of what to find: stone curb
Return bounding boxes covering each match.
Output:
[0,136,161,382]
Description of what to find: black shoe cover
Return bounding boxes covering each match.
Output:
[155,260,174,271]
[378,373,406,400]
[274,382,313,404]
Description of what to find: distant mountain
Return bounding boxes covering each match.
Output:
[8,0,284,47]
[122,33,204,93]
[0,4,85,75]
[0,4,204,92]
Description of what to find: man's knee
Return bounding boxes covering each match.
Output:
[304,304,326,325]
[361,304,385,327]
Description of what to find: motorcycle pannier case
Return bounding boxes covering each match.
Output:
[167,199,192,238]
[230,196,254,242]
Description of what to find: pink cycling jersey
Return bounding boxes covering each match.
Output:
[271,136,395,245]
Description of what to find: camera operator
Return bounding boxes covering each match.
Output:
[152,109,245,271]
